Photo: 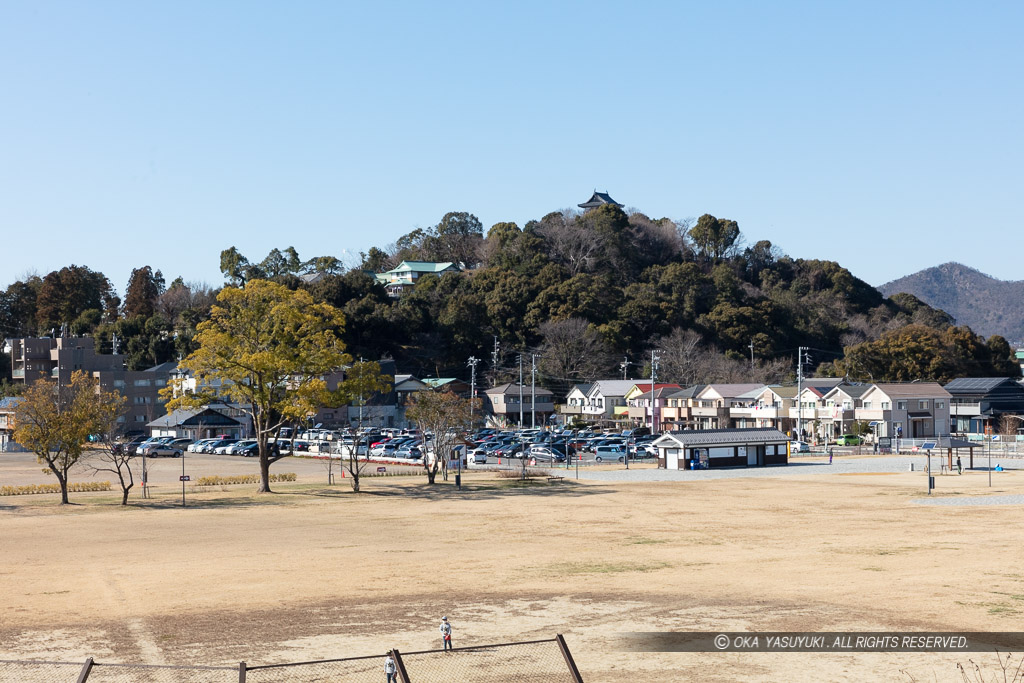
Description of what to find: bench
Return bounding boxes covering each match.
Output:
[546,476,565,484]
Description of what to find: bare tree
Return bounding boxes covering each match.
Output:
[406,391,475,484]
[89,427,136,506]
[339,360,392,492]
[536,214,600,275]
[538,318,611,383]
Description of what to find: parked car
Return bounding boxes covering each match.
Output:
[149,438,191,457]
[238,442,260,457]
[136,437,175,456]
[113,435,148,456]
[789,440,811,453]
[471,451,488,464]
[227,439,258,455]
[835,434,863,446]
[594,444,626,462]
[203,438,238,454]
[395,445,422,460]
[370,442,398,457]
[528,446,565,463]
[188,439,215,453]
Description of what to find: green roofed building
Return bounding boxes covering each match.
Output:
[376,261,461,297]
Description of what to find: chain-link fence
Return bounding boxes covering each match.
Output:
[0,635,583,682]
[396,637,581,682]
[0,659,84,682]
[243,653,384,683]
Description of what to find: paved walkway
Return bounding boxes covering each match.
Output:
[912,494,1024,506]
[554,455,1019,483]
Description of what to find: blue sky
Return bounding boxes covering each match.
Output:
[2,1,1021,296]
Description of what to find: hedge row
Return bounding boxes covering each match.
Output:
[196,473,297,486]
[1,481,112,496]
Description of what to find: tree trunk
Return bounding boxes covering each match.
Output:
[122,485,131,506]
[351,473,360,492]
[426,468,437,484]
[258,454,272,493]
[48,460,69,504]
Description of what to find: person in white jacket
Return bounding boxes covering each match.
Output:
[384,652,397,682]
[440,616,453,650]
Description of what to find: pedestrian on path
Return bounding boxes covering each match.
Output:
[440,616,453,651]
[385,652,398,683]
[828,447,833,465]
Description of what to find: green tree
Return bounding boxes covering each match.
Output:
[164,280,351,492]
[13,371,125,504]
[123,266,162,319]
[425,211,483,266]
[689,214,741,260]
[35,266,116,334]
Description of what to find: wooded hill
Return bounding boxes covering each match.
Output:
[879,262,1024,344]
[1,206,1019,395]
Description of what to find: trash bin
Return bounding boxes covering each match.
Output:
[455,474,461,489]
[909,463,914,472]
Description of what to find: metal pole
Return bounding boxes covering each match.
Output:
[531,353,537,429]
[518,354,524,428]
[238,662,247,683]
[76,657,94,683]
[796,347,807,440]
[391,649,412,683]
[182,447,186,507]
[555,634,585,683]
[468,356,478,424]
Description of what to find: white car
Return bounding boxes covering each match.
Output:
[790,441,811,453]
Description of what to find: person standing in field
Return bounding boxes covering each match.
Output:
[385,652,397,683]
[440,616,453,650]
[957,456,963,475]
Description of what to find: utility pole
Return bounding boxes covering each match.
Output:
[749,340,755,371]
[491,336,501,386]
[650,350,661,434]
[518,354,524,428]
[620,356,630,381]
[797,347,809,440]
[531,353,538,429]
[467,356,479,424]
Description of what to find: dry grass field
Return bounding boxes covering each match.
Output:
[2,452,1024,681]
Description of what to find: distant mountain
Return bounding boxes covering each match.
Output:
[878,263,1024,343]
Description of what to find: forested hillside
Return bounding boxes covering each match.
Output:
[879,262,1024,343]
[1,205,1018,395]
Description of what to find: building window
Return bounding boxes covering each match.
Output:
[113,379,126,388]
[134,415,146,422]
[134,379,152,387]
[881,402,890,410]
[897,401,907,410]
[936,401,944,409]
[919,400,928,410]
[863,401,872,409]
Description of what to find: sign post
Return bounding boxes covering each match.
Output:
[181,450,187,507]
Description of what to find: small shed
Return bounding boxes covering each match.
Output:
[652,428,790,470]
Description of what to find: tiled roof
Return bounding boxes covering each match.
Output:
[653,428,791,448]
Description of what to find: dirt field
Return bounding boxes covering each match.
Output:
[2,452,1024,681]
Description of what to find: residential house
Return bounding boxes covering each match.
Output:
[579,380,643,426]
[855,383,952,439]
[732,386,797,431]
[559,384,593,423]
[818,384,871,441]
[652,428,790,470]
[944,377,1024,437]
[691,384,767,430]
[422,378,472,398]
[483,383,554,427]
[659,385,705,431]
[375,261,461,297]
[624,383,683,432]
[0,396,22,451]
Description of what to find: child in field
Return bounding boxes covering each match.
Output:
[440,616,453,650]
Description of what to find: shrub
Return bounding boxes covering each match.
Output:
[196,473,297,486]
[1,481,111,496]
